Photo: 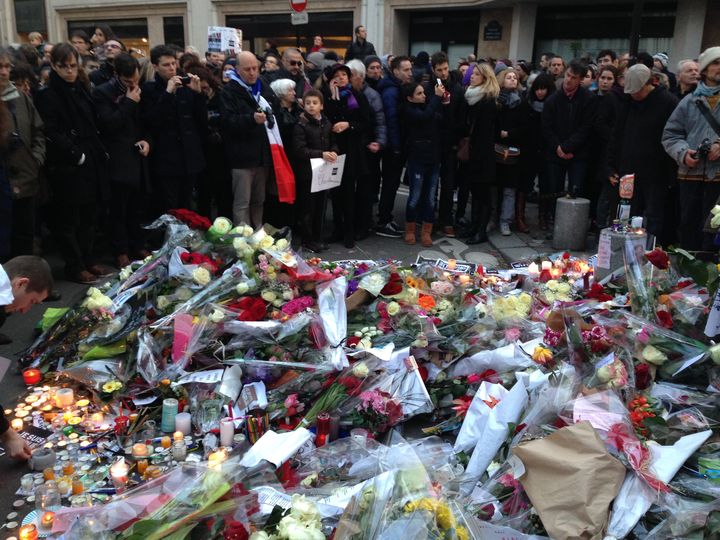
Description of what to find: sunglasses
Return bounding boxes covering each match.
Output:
[288,60,303,67]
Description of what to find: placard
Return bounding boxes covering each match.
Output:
[208,26,242,54]
[483,20,503,41]
[310,154,346,193]
[0,425,53,457]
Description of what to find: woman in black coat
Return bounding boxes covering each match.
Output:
[495,68,530,235]
[458,62,499,244]
[322,64,372,248]
[35,43,108,284]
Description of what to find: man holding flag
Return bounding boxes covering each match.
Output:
[220,51,294,228]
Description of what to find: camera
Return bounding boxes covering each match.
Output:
[259,106,275,130]
[697,138,713,160]
[179,76,191,85]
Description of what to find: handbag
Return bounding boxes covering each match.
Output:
[494,143,521,164]
[457,137,470,162]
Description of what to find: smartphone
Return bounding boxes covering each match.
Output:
[436,78,442,86]
[180,76,191,85]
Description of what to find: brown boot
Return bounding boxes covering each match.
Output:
[515,192,530,233]
[420,223,433,247]
[404,222,416,245]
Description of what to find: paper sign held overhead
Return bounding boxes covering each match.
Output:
[208,26,242,54]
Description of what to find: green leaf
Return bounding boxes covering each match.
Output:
[263,505,288,534]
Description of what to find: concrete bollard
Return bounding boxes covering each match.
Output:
[552,197,590,251]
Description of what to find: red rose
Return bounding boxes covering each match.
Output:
[645,248,670,270]
[634,363,652,390]
[180,252,191,264]
[337,376,362,396]
[380,273,403,296]
[346,336,361,348]
[562,252,570,260]
[656,309,673,329]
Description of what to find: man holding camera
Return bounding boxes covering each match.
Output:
[220,51,277,227]
[141,45,207,216]
[93,53,151,268]
[663,46,720,251]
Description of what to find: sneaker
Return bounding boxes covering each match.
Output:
[500,222,511,236]
[442,225,456,238]
[388,221,401,234]
[375,223,402,238]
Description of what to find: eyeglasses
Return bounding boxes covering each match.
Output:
[288,60,303,67]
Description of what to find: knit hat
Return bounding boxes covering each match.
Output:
[328,63,352,80]
[624,64,651,94]
[653,52,669,69]
[493,61,507,75]
[363,55,381,68]
[699,46,720,73]
[306,52,325,68]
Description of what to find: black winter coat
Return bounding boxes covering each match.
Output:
[402,94,442,164]
[219,79,275,169]
[89,61,114,87]
[344,39,377,62]
[34,71,108,204]
[322,86,372,176]
[276,103,301,148]
[541,85,596,161]
[608,85,678,187]
[459,93,498,183]
[423,78,463,150]
[496,95,530,188]
[93,78,149,189]
[140,74,207,176]
[291,112,338,184]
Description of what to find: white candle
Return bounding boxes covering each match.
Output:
[175,412,192,435]
[541,261,552,271]
[55,389,74,408]
[110,459,129,489]
[528,262,539,277]
[219,418,234,447]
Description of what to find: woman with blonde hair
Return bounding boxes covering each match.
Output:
[458,62,499,244]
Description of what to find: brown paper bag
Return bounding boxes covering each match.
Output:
[513,421,626,540]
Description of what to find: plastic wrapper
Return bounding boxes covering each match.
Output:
[449,338,542,377]
[318,276,350,369]
[135,327,166,385]
[642,493,720,539]
[61,359,126,393]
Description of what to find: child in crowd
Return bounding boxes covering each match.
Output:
[291,89,339,253]
[401,81,444,246]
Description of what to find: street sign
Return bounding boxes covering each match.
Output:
[291,11,309,25]
[290,0,307,12]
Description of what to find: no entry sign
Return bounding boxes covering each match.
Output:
[290,0,307,12]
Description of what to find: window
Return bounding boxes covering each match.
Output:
[15,0,46,34]
[163,16,185,48]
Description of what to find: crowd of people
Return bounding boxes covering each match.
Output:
[1,23,720,285]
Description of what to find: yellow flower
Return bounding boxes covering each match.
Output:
[532,346,553,366]
[435,502,456,530]
[102,380,122,393]
[457,526,470,540]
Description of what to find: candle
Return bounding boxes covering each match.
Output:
[24,395,39,404]
[173,431,184,443]
[19,523,38,540]
[541,261,552,271]
[23,369,42,386]
[55,389,74,408]
[447,259,457,270]
[171,440,187,461]
[528,262,540,278]
[161,436,172,449]
[90,412,104,426]
[11,418,23,431]
[315,413,331,447]
[161,398,178,432]
[110,459,129,490]
[208,449,227,470]
[75,399,90,408]
[458,274,471,286]
[132,443,149,459]
[219,417,234,447]
[174,412,191,435]
[72,479,84,495]
[136,459,148,475]
[40,510,55,529]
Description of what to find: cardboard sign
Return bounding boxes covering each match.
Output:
[208,26,242,54]
[310,154,346,193]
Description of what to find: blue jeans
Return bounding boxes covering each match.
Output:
[406,161,440,223]
[545,159,588,198]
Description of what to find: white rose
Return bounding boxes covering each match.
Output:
[556,282,572,294]
[642,344,668,365]
[275,238,289,250]
[243,225,254,237]
[386,301,400,316]
[209,309,225,323]
[272,299,283,307]
[236,282,249,295]
[192,267,211,286]
[157,296,171,310]
[119,266,133,281]
[176,287,193,301]
[233,238,249,251]
[249,533,270,540]
[86,287,100,298]
[358,338,372,349]
[352,362,369,378]
[290,495,321,523]
[261,290,277,302]
[259,236,275,250]
[212,217,232,234]
[282,290,294,301]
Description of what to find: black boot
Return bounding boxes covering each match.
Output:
[467,201,490,245]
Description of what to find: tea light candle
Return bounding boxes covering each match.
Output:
[11,418,23,431]
[173,431,184,442]
[19,523,38,540]
[55,389,74,408]
[528,262,540,278]
[174,412,191,435]
[161,398,178,432]
[90,412,104,425]
[75,399,90,408]
[24,395,39,404]
[132,443,149,459]
[110,459,129,489]
[15,410,29,418]
[41,510,56,529]
[22,369,41,386]
[219,418,234,447]
[458,274,471,286]
[541,261,552,271]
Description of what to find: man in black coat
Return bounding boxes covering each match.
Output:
[541,61,596,199]
[93,53,151,268]
[261,48,311,99]
[608,64,678,245]
[219,51,276,228]
[141,44,207,215]
[89,39,123,87]
[344,25,377,63]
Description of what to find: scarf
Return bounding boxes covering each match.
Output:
[531,98,545,113]
[465,85,487,106]
[227,69,262,101]
[693,81,720,97]
[338,85,359,110]
[499,89,521,109]
[0,82,20,102]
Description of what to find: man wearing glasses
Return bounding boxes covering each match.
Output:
[262,48,311,98]
[90,39,124,87]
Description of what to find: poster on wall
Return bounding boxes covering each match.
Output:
[208,26,243,53]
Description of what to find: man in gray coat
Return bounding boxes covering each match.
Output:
[662,46,720,250]
[0,47,45,257]
[347,59,386,238]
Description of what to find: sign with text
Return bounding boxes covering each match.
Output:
[311,154,345,192]
[208,26,242,54]
[291,11,309,25]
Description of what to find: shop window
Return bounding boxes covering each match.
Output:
[15,0,46,35]
[68,19,149,57]
[164,17,185,48]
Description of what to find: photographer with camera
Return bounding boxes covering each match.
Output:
[93,52,151,268]
[141,45,207,216]
[0,47,45,259]
[219,51,278,228]
[663,46,720,251]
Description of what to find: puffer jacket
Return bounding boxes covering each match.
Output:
[362,83,387,148]
[377,74,403,150]
[1,83,45,199]
[662,93,720,181]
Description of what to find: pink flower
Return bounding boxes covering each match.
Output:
[504,328,521,342]
[637,327,651,344]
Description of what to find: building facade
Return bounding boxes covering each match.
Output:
[0,0,717,68]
